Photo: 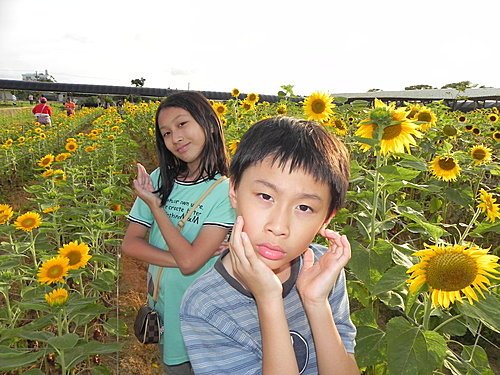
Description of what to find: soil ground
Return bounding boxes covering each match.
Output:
[115,255,164,375]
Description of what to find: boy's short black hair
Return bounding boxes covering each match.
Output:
[230,116,350,217]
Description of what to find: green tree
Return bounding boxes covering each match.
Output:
[131,77,146,87]
[405,84,435,90]
[441,81,477,91]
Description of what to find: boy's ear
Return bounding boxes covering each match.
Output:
[321,210,337,231]
[228,180,238,209]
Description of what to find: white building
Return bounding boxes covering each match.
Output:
[22,70,56,82]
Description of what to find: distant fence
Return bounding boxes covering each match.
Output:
[1,79,500,112]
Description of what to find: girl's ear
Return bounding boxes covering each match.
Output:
[228,179,238,209]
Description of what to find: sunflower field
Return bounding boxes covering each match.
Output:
[0,87,499,374]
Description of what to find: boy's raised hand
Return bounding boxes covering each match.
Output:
[229,216,283,302]
[132,163,161,207]
[297,229,351,305]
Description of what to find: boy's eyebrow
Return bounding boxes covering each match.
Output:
[255,179,325,202]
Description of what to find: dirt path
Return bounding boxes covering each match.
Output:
[116,255,164,374]
[114,133,163,374]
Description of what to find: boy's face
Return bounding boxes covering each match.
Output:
[229,156,333,274]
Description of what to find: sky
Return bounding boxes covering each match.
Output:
[1,0,499,97]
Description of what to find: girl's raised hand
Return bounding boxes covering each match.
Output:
[132,163,161,207]
[229,216,283,301]
[297,229,351,305]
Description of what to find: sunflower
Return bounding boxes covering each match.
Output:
[37,256,69,284]
[487,113,498,122]
[471,127,480,135]
[470,145,492,165]
[55,153,71,162]
[44,288,69,306]
[228,140,240,156]
[464,124,473,132]
[415,108,437,132]
[212,102,227,118]
[65,141,78,152]
[493,131,500,142]
[53,169,67,182]
[355,99,422,155]
[66,137,76,143]
[108,135,115,141]
[303,92,335,122]
[43,205,61,214]
[84,146,96,152]
[14,212,42,232]
[276,104,287,115]
[0,204,14,224]
[407,243,499,308]
[231,88,240,98]
[477,189,500,223]
[457,115,467,123]
[18,136,25,143]
[58,241,91,270]
[109,203,122,212]
[37,154,55,168]
[39,133,46,140]
[4,139,13,148]
[429,155,461,182]
[42,169,54,178]
[240,100,255,111]
[245,93,259,104]
[406,103,423,119]
[442,125,458,137]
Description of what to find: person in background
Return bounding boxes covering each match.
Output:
[122,91,235,375]
[11,94,17,106]
[32,96,52,124]
[28,94,34,104]
[180,116,359,375]
[64,98,76,116]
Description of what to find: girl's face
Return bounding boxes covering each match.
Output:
[158,107,206,174]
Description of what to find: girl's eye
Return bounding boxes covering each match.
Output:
[297,204,312,213]
[178,121,187,127]
[162,131,171,137]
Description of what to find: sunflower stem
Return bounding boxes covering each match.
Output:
[423,293,432,330]
[433,314,463,332]
[0,288,13,323]
[459,207,481,243]
[369,152,382,251]
[29,231,38,268]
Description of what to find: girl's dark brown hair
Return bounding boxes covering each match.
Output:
[154,91,229,206]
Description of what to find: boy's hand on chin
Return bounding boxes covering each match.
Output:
[297,229,351,305]
[229,216,282,302]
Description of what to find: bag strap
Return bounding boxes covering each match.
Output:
[152,176,228,301]
[177,176,227,229]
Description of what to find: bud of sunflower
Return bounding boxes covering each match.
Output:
[442,124,458,137]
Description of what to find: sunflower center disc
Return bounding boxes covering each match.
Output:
[472,150,486,161]
[311,100,326,114]
[418,112,432,122]
[382,124,402,140]
[67,251,81,266]
[426,252,477,291]
[438,157,456,171]
[48,265,64,278]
